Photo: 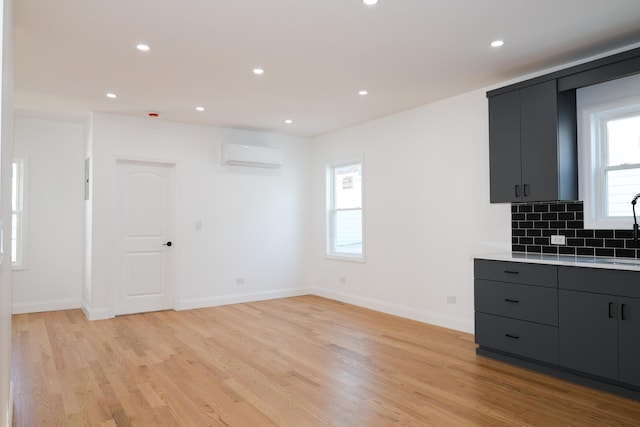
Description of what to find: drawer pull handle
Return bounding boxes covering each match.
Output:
[505,334,520,340]
[621,303,626,320]
[608,302,614,319]
[504,270,519,274]
[504,298,520,303]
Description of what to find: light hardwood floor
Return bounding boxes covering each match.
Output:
[11,295,640,426]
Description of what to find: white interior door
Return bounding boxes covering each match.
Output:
[116,160,176,315]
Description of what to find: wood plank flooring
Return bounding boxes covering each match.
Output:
[11,295,640,426]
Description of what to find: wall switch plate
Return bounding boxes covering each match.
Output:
[235,278,245,285]
[447,296,457,304]
[551,235,566,245]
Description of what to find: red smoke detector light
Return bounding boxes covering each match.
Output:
[148,112,159,118]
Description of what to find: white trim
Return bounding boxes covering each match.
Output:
[12,298,81,314]
[81,302,111,321]
[310,288,474,334]
[7,380,12,427]
[176,288,311,311]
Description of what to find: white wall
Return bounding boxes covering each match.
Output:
[0,0,12,424]
[310,88,511,333]
[84,113,311,319]
[12,115,86,313]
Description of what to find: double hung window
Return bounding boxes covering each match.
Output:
[328,161,363,259]
[12,159,27,268]
[578,73,640,229]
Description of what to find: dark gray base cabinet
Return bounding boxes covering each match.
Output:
[475,259,640,399]
[558,267,640,388]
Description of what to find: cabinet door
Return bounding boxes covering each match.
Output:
[559,290,618,381]
[489,90,521,203]
[619,296,640,387]
[520,80,559,202]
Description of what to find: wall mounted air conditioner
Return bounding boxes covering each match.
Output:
[221,142,282,169]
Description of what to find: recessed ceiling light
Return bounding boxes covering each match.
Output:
[363,0,378,5]
[196,106,205,112]
[253,68,265,75]
[285,119,293,124]
[106,92,117,99]
[491,40,505,48]
[136,43,150,52]
[358,90,369,96]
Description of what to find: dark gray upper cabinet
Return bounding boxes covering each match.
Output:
[488,80,577,203]
[488,90,521,202]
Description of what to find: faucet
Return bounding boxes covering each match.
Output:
[633,193,640,242]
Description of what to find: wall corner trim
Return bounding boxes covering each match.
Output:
[81,302,111,321]
[6,380,12,427]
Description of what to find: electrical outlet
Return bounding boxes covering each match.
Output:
[235,278,245,285]
[339,277,346,284]
[447,296,457,304]
[551,235,566,245]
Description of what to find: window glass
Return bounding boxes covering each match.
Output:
[334,164,362,209]
[606,115,640,166]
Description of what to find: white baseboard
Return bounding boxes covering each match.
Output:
[77,287,473,335]
[310,288,474,334]
[81,302,111,321]
[176,287,311,311]
[12,298,81,315]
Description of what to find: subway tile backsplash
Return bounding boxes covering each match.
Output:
[511,201,640,259]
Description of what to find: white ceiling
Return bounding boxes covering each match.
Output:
[14,0,640,137]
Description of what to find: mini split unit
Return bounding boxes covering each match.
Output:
[220,142,282,169]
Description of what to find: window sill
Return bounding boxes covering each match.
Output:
[584,217,635,231]
[325,254,365,263]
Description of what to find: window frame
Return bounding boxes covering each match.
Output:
[12,158,28,270]
[326,157,364,262]
[578,89,640,230]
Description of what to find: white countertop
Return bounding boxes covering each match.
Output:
[475,252,640,272]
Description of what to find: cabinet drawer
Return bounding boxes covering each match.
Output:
[474,260,557,288]
[475,312,558,364]
[559,266,640,298]
[475,280,558,325]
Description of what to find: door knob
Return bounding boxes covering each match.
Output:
[163,241,172,247]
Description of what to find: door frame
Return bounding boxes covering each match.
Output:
[111,156,179,317]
